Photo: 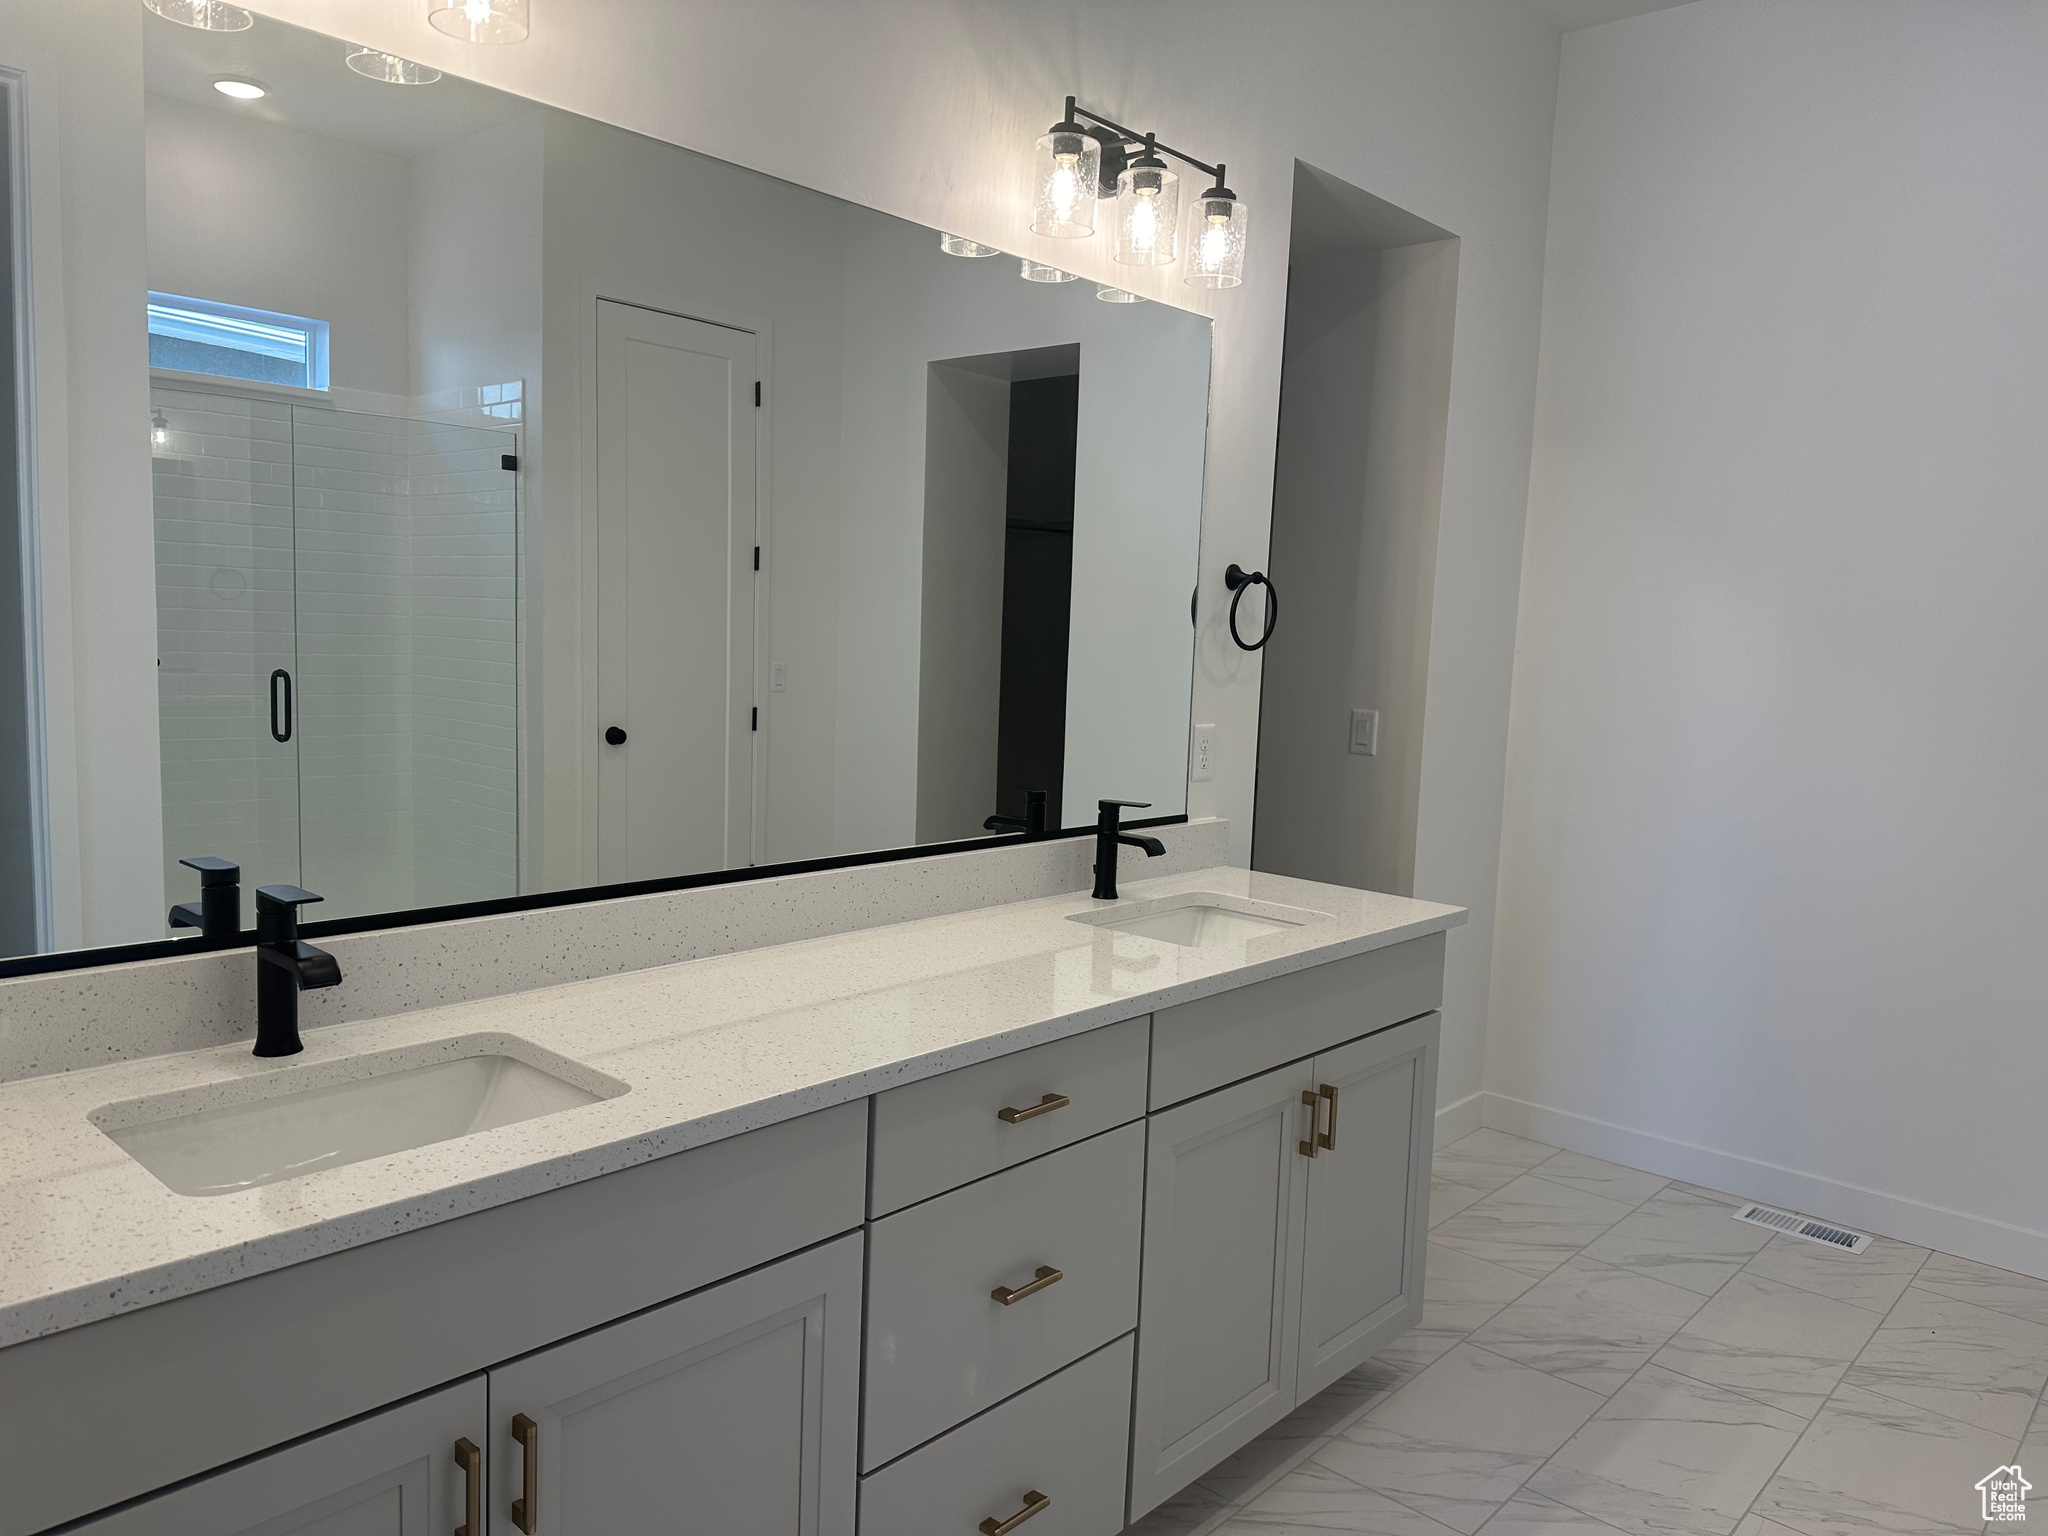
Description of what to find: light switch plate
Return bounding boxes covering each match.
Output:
[1191,724,1216,782]
[1349,709,1378,757]
[771,663,787,693]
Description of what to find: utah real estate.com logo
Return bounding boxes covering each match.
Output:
[1980,1464,2031,1524]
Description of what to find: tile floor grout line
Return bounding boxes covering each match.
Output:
[1423,1167,1768,1532]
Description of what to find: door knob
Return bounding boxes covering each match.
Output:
[604,726,627,745]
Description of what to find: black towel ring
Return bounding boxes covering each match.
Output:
[1224,564,1279,651]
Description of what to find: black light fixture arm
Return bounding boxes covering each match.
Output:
[1061,96,1231,192]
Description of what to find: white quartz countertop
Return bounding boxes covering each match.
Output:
[0,869,1463,1348]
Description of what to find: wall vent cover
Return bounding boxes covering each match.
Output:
[1732,1203,1872,1254]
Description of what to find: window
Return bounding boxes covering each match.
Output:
[147,293,330,391]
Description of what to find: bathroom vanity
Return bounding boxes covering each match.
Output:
[0,871,1460,1534]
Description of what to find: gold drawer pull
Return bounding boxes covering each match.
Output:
[453,1437,482,1536]
[1299,1084,1339,1157]
[510,1413,539,1534]
[998,1092,1070,1124]
[991,1265,1063,1305]
[980,1489,1052,1535]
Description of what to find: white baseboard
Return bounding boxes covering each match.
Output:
[1434,1089,1485,1149]
[1480,1092,2048,1281]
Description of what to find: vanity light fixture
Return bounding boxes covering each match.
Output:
[211,76,268,101]
[1112,135,1179,267]
[150,411,172,452]
[1032,103,1100,238]
[428,0,530,45]
[1096,284,1144,304]
[346,47,443,85]
[1018,258,1078,284]
[939,233,1001,258]
[1030,97,1248,287]
[1186,180,1249,288]
[143,0,254,31]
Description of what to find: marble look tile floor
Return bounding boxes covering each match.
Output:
[1127,1129,2048,1536]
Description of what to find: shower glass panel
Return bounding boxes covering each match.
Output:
[153,391,303,903]
[154,389,519,928]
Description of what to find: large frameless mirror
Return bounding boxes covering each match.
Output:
[0,3,1213,968]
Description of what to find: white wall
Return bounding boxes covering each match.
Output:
[1256,239,1459,898]
[0,0,162,950]
[1492,0,2048,1273]
[150,0,1566,1124]
[145,93,412,400]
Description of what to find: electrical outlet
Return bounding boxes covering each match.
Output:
[1350,708,1378,757]
[771,663,787,694]
[1191,723,1216,783]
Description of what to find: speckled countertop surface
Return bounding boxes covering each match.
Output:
[0,869,1462,1348]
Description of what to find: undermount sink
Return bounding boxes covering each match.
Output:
[93,1037,626,1197]
[1070,891,1331,948]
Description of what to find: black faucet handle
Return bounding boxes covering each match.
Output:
[178,855,239,885]
[255,884,323,910]
[1098,799,1153,813]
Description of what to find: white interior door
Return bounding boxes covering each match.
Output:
[596,300,757,881]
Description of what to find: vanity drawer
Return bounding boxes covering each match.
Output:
[1149,933,1445,1108]
[859,1333,1134,1536]
[869,1016,1148,1216]
[863,1121,1143,1469]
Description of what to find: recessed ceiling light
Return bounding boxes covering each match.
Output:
[211,77,267,101]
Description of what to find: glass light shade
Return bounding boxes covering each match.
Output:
[939,232,1001,258]
[427,0,529,44]
[1185,192,1249,288]
[143,0,254,30]
[1032,128,1099,237]
[346,48,443,84]
[150,411,171,451]
[1096,284,1145,304]
[1019,258,1078,284]
[1113,160,1180,266]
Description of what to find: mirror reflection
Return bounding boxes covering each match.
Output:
[3,8,1213,960]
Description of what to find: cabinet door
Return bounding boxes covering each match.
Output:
[1295,1012,1439,1400]
[65,1378,485,1535]
[1127,1061,1315,1520]
[489,1232,861,1535]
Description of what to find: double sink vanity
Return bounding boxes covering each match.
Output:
[0,871,1462,1534]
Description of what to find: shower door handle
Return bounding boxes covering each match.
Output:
[269,668,293,743]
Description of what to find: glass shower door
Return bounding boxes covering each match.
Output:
[290,407,519,921]
[155,393,519,930]
[153,389,304,904]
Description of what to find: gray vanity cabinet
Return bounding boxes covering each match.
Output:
[1128,1008,1440,1520]
[487,1232,863,1535]
[1295,1015,1438,1399]
[60,1378,487,1534]
[1128,1061,1316,1516]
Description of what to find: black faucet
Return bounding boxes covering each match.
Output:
[254,885,342,1057]
[168,855,241,940]
[984,789,1049,838]
[1093,799,1166,901]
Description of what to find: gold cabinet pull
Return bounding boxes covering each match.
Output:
[979,1489,1052,1535]
[1299,1089,1324,1158]
[1318,1082,1340,1152]
[991,1265,1063,1305]
[453,1437,482,1536]
[998,1092,1070,1124]
[510,1413,539,1534]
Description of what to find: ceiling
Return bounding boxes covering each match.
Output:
[1521,0,1700,31]
[144,10,530,159]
